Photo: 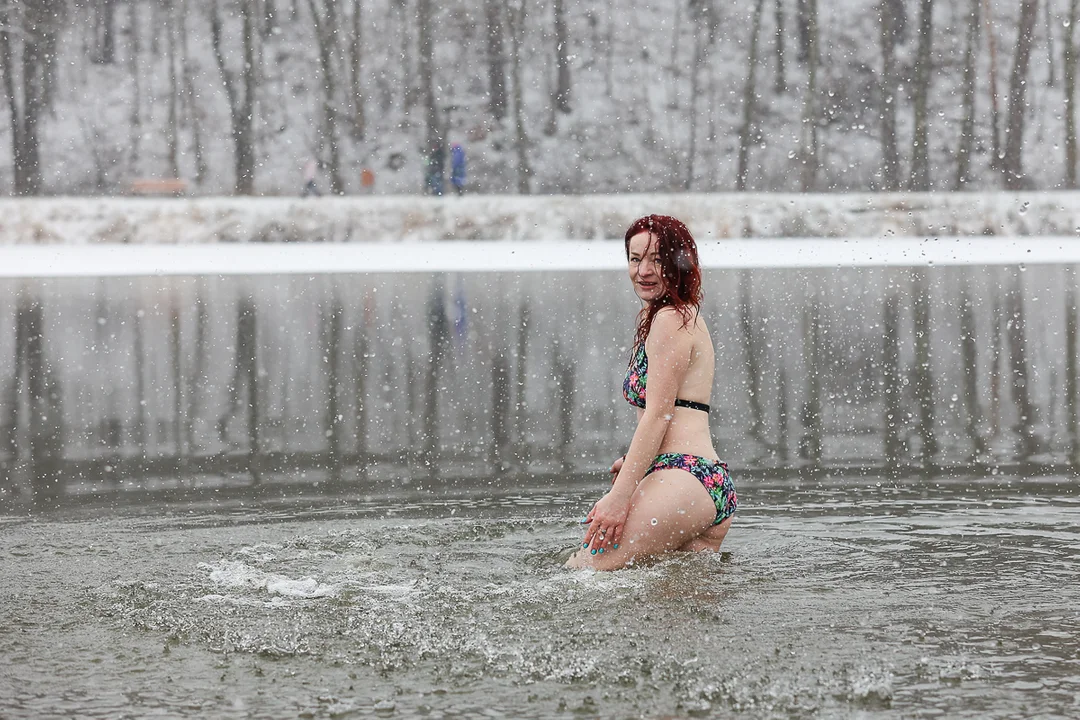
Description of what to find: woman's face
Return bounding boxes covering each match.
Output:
[628,231,664,303]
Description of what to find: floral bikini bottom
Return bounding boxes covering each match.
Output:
[644,453,738,526]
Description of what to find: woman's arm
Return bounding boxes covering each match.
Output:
[583,309,693,550]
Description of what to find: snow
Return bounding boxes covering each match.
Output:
[2,191,1075,275]
[2,235,1077,278]
[11,1,1074,195]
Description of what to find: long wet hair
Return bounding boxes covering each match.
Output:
[624,214,702,350]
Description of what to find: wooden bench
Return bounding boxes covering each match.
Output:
[130,178,188,196]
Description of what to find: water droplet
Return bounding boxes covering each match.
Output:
[650,518,658,526]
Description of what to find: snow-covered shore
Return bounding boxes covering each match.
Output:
[1,192,1078,247]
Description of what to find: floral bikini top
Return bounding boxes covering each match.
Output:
[623,342,711,413]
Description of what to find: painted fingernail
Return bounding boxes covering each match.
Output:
[590,549,597,555]
[613,544,619,549]
[598,548,604,554]
[582,542,588,548]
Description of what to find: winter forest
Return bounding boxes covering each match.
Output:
[1,0,1077,197]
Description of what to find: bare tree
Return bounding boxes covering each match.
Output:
[1001,0,1040,189]
[1044,0,1056,86]
[737,0,767,191]
[263,0,278,37]
[306,0,345,193]
[1066,0,1079,187]
[984,0,1003,168]
[485,0,507,121]
[878,0,902,190]
[798,0,819,191]
[165,0,180,178]
[506,0,532,193]
[180,0,207,185]
[210,0,259,195]
[90,0,118,65]
[128,0,141,169]
[417,0,441,150]
[955,0,981,188]
[348,0,365,139]
[0,0,56,195]
[773,0,786,93]
[909,0,935,190]
[552,0,571,114]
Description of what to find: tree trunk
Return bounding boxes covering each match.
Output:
[1065,0,1078,187]
[210,0,258,195]
[181,0,207,185]
[909,0,935,190]
[95,0,117,64]
[306,0,343,193]
[955,0,981,189]
[798,0,819,191]
[1001,0,1040,189]
[685,23,705,190]
[552,0,571,114]
[238,0,257,194]
[773,0,787,93]
[4,0,51,196]
[417,0,440,149]
[507,0,531,193]
[485,0,507,121]
[0,16,23,193]
[264,0,278,37]
[737,0,767,191]
[879,0,901,191]
[795,0,810,62]
[128,0,141,170]
[349,0,366,139]
[1045,0,1056,86]
[166,0,180,178]
[984,0,1003,168]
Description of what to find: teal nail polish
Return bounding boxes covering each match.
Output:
[582,542,588,548]
[598,548,604,554]
[590,549,596,555]
[613,544,619,549]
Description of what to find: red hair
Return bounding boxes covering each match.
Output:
[624,214,703,349]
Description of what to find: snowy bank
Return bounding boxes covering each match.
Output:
[0,192,1078,247]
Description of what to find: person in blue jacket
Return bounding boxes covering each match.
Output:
[450,142,466,195]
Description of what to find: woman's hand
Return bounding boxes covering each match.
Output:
[583,487,633,552]
[609,455,625,483]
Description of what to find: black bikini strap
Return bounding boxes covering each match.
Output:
[674,398,710,413]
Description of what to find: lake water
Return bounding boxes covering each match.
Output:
[2,473,1077,719]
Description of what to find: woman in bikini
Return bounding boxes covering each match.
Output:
[566,215,737,570]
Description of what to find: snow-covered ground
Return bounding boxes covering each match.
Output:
[1,192,1078,248]
[15,1,1075,196]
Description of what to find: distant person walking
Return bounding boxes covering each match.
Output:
[302,158,321,197]
[450,142,466,195]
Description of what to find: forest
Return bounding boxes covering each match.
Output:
[0,0,1075,196]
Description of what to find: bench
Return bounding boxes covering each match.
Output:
[130,178,188,196]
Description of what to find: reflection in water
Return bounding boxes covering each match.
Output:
[1,264,1078,506]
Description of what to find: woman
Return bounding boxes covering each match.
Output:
[567,215,737,570]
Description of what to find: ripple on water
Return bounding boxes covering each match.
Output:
[2,477,1076,718]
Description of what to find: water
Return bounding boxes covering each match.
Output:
[6,262,1080,509]
[3,474,1077,718]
